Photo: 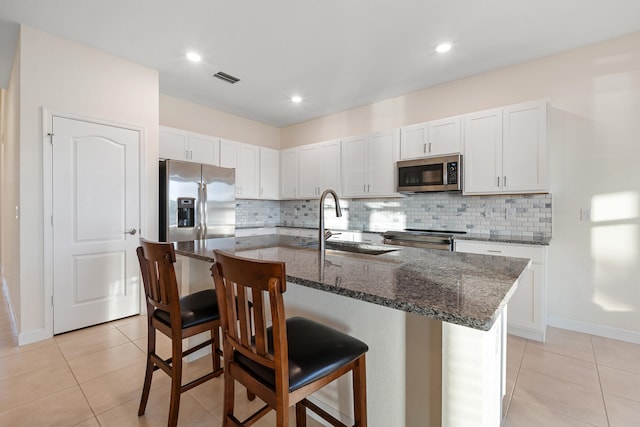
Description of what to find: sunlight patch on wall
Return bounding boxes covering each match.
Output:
[590,221,639,312]
[591,191,638,223]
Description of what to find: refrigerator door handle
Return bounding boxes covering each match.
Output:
[201,182,208,239]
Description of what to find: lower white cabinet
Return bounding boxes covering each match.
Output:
[454,240,547,341]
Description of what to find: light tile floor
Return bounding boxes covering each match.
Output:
[1,284,640,425]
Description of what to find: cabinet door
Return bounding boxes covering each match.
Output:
[259,147,279,199]
[237,143,260,199]
[454,240,547,341]
[318,140,341,195]
[188,132,219,166]
[429,116,461,156]
[463,109,503,194]
[159,126,188,160]
[280,148,299,199]
[400,123,428,160]
[341,135,368,197]
[502,101,548,193]
[367,129,399,196]
[299,145,320,198]
[219,139,239,169]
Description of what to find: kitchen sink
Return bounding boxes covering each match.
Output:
[294,241,399,255]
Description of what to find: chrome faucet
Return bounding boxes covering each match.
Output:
[318,189,342,252]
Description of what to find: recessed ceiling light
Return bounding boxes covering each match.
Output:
[436,42,452,53]
[291,95,302,103]
[186,51,202,62]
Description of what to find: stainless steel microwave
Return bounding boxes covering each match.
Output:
[397,153,462,193]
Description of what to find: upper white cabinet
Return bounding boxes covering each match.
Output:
[454,240,547,341]
[280,148,299,199]
[400,116,461,160]
[220,139,260,199]
[299,139,341,198]
[463,100,548,195]
[259,147,279,199]
[159,126,220,165]
[342,129,399,197]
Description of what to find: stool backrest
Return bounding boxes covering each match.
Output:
[211,250,289,391]
[137,238,181,324]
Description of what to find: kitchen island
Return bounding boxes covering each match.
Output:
[175,234,530,427]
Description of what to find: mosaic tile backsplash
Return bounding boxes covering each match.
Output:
[237,193,552,238]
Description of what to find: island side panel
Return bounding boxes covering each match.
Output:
[285,282,443,427]
[442,310,506,427]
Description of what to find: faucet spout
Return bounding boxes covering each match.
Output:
[318,189,342,252]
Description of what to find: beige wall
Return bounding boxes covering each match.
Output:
[14,26,159,343]
[160,94,280,149]
[281,32,640,340]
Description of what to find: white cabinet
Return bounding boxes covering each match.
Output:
[280,148,299,199]
[259,148,279,199]
[455,240,547,341]
[342,129,400,198]
[220,139,259,199]
[159,126,220,165]
[299,139,341,198]
[463,100,547,195]
[400,116,461,160]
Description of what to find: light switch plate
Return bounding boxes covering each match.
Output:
[506,208,516,220]
[580,208,591,221]
[484,206,492,218]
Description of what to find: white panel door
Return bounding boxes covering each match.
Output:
[400,123,428,160]
[159,126,188,160]
[237,143,260,199]
[188,132,220,166]
[52,117,140,334]
[429,116,461,156]
[280,148,299,199]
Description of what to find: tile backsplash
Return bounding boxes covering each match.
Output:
[237,193,552,238]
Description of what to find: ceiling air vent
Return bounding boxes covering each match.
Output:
[213,71,240,84]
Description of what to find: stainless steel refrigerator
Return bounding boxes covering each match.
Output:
[159,159,235,242]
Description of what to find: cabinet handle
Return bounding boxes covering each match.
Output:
[367,184,370,192]
[487,250,502,253]
[423,143,427,153]
[185,150,189,159]
[429,142,432,153]
[497,176,500,187]
[363,184,366,192]
[504,176,507,187]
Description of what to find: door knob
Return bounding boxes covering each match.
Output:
[124,229,137,235]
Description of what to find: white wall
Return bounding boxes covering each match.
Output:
[12,26,159,343]
[160,94,280,149]
[281,32,640,340]
[2,42,21,329]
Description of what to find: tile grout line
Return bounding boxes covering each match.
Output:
[590,333,611,427]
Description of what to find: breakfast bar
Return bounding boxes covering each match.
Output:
[175,234,531,427]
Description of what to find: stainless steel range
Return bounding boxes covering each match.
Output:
[382,229,467,251]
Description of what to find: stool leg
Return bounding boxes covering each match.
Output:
[138,324,155,416]
[295,402,307,427]
[168,337,183,427]
[211,326,221,371]
[352,355,367,427]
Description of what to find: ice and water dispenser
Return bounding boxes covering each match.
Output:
[177,197,196,228]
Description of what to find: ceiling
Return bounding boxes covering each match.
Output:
[1,1,639,127]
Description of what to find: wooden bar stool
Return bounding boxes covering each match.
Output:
[136,239,223,427]
[211,249,368,427]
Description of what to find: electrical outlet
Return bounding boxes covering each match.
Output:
[580,208,591,221]
[484,206,492,218]
[506,208,516,220]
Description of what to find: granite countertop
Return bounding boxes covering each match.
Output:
[175,234,530,331]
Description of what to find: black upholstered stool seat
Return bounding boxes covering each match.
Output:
[236,316,369,392]
[154,289,220,329]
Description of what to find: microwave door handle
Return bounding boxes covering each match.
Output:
[443,166,447,185]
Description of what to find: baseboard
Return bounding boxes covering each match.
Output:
[18,328,53,346]
[507,325,546,342]
[548,315,640,345]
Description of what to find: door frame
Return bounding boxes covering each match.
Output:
[42,107,146,338]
